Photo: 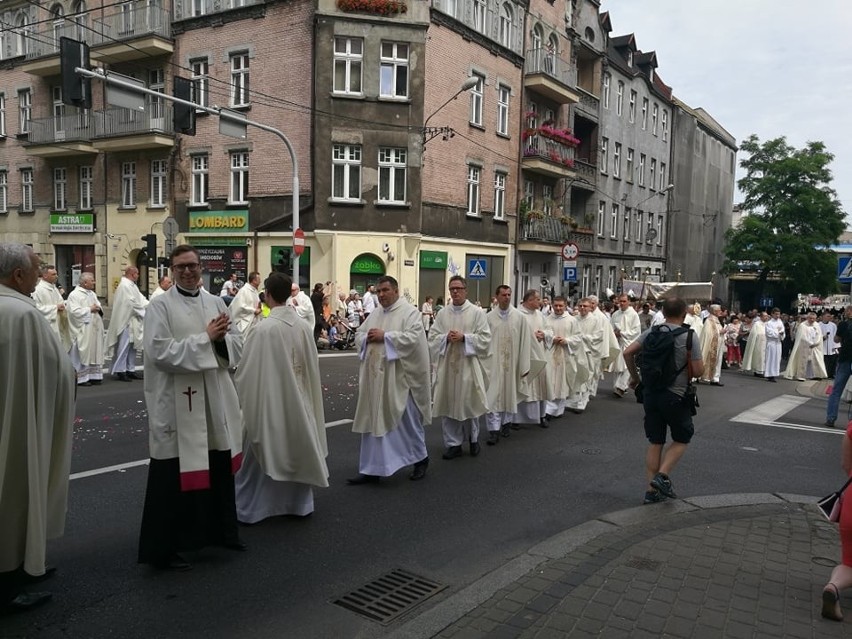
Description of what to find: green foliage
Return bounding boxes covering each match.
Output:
[723,134,845,295]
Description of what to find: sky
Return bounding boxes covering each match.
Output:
[602,0,852,225]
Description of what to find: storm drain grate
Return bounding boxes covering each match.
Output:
[333,568,446,625]
[624,556,663,572]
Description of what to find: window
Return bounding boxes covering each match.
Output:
[523,179,534,209]
[378,147,407,204]
[333,38,363,95]
[594,266,602,294]
[472,0,485,33]
[659,162,667,191]
[623,207,631,241]
[542,184,553,214]
[466,164,481,216]
[638,153,646,186]
[628,90,636,123]
[379,42,408,99]
[230,52,250,107]
[596,200,605,236]
[72,0,88,40]
[641,97,648,130]
[493,172,506,221]
[53,168,67,210]
[635,209,643,243]
[0,93,5,136]
[616,81,623,116]
[121,162,136,207]
[610,203,618,239]
[469,74,484,126]
[662,110,668,141]
[649,158,656,191]
[21,169,33,212]
[626,148,634,183]
[499,3,513,49]
[332,144,360,202]
[652,103,659,136]
[150,159,167,207]
[79,165,93,209]
[190,59,209,107]
[613,142,621,179]
[443,0,457,17]
[118,2,134,36]
[607,266,616,291]
[602,73,610,109]
[18,89,31,134]
[191,0,206,17]
[148,69,164,122]
[190,155,209,205]
[497,85,510,136]
[600,137,608,174]
[230,151,249,204]
[582,264,590,297]
[15,14,30,57]
[656,215,664,246]
[646,210,654,243]
[0,171,7,213]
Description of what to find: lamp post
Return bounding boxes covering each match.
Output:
[421,77,479,145]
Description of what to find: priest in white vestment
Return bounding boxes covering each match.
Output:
[764,309,786,382]
[348,275,432,483]
[516,290,552,426]
[105,266,148,382]
[149,275,172,299]
[289,282,315,327]
[0,243,75,610]
[67,272,105,386]
[229,271,262,336]
[589,295,621,376]
[545,296,591,418]
[429,275,491,460]
[234,272,328,521]
[567,298,606,413]
[138,245,246,571]
[32,264,72,352]
[820,311,839,378]
[699,304,725,385]
[484,285,532,443]
[611,294,642,397]
[742,312,767,376]
[783,312,827,380]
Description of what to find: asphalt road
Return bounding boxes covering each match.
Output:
[1,358,843,639]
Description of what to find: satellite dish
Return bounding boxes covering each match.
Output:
[647,228,658,241]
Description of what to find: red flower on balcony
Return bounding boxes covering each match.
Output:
[337,0,407,15]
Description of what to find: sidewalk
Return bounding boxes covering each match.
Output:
[394,494,847,639]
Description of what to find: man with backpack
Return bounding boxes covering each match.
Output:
[623,297,705,505]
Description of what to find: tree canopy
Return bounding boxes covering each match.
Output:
[723,135,846,297]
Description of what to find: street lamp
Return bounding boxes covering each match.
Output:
[636,183,674,209]
[422,77,480,145]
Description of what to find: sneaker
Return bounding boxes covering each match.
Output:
[650,472,677,499]
[825,420,837,428]
[643,490,668,505]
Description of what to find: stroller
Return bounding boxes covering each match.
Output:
[334,317,358,350]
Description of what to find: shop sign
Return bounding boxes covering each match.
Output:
[350,254,385,275]
[197,246,248,291]
[189,210,249,233]
[50,212,94,233]
[419,250,447,270]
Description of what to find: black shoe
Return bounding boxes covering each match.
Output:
[222,540,248,551]
[114,373,131,382]
[710,381,724,387]
[442,446,463,460]
[487,431,500,446]
[650,472,677,499]
[126,372,143,380]
[643,490,668,505]
[753,372,762,378]
[22,567,56,585]
[767,377,777,383]
[78,381,92,387]
[539,419,549,429]
[5,591,53,612]
[500,424,511,438]
[469,442,481,457]
[409,457,429,480]
[90,379,102,385]
[510,423,522,430]
[825,420,837,428]
[346,474,380,485]
[568,408,584,414]
[152,554,192,572]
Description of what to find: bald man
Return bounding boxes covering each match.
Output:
[105,266,148,382]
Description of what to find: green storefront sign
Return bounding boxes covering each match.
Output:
[50,213,94,233]
[420,250,447,270]
[189,210,249,233]
[350,254,385,274]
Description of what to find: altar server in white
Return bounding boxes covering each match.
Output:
[105,266,148,381]
[32,264,72,352]
[545,296,591,418]
[138,245,246,571]
[348,275,432,483]
[742,312,767,376]
[0,243,75,611]
[67,272,105,386]
[764,308,786,382]
[783,312,827,381]
[566,298,606,413]
[229,271,262,336]
[611,294,642,397]
[516,290,551,426]
[234,272,328,521]
[429,276,491,460]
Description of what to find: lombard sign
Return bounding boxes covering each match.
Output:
[189,210,249,233]
[50,212,94,233]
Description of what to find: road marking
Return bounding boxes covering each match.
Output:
[730,394,843,435]
[71,418,355,480]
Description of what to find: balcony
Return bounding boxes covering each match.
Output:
[522,131,578,180]
[574,87,600,119]
[518,217,594,251]
[93,104,174,151]
[22,23,88,76]
[89,6,173,63]
[25,113,97,157]
[524,49,579,105]
[573,159,596,184]
[176,0,264,20]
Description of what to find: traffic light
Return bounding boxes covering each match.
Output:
[173,76,196,136]
[141,234,157,267]
[60,37,92,109]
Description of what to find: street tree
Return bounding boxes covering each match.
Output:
[723,135,845,305]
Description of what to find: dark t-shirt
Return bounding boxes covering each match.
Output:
[837,320,852,362]
[635,322,703,396]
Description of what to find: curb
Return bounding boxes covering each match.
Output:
[388,493,820,639]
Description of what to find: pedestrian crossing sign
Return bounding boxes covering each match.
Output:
[468,259,487,279]
[839,256,852,283]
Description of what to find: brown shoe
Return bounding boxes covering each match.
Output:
[822,584,843,621]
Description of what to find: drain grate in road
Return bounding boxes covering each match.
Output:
[333,568,446,625]
[624,556,663,572]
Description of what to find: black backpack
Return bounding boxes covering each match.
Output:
[639,325,693,390]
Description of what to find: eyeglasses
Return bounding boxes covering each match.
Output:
[449,287,466,292]
[173,263,201,272]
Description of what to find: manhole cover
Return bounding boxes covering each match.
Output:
[624,557,662,571]
[333,569,446,625]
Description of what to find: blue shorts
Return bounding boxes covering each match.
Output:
[643,389,695,445]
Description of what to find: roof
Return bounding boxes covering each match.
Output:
[672,96,737,148]
[606,38,672,102]
[599,10,612,32]
[610,34,636,50]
